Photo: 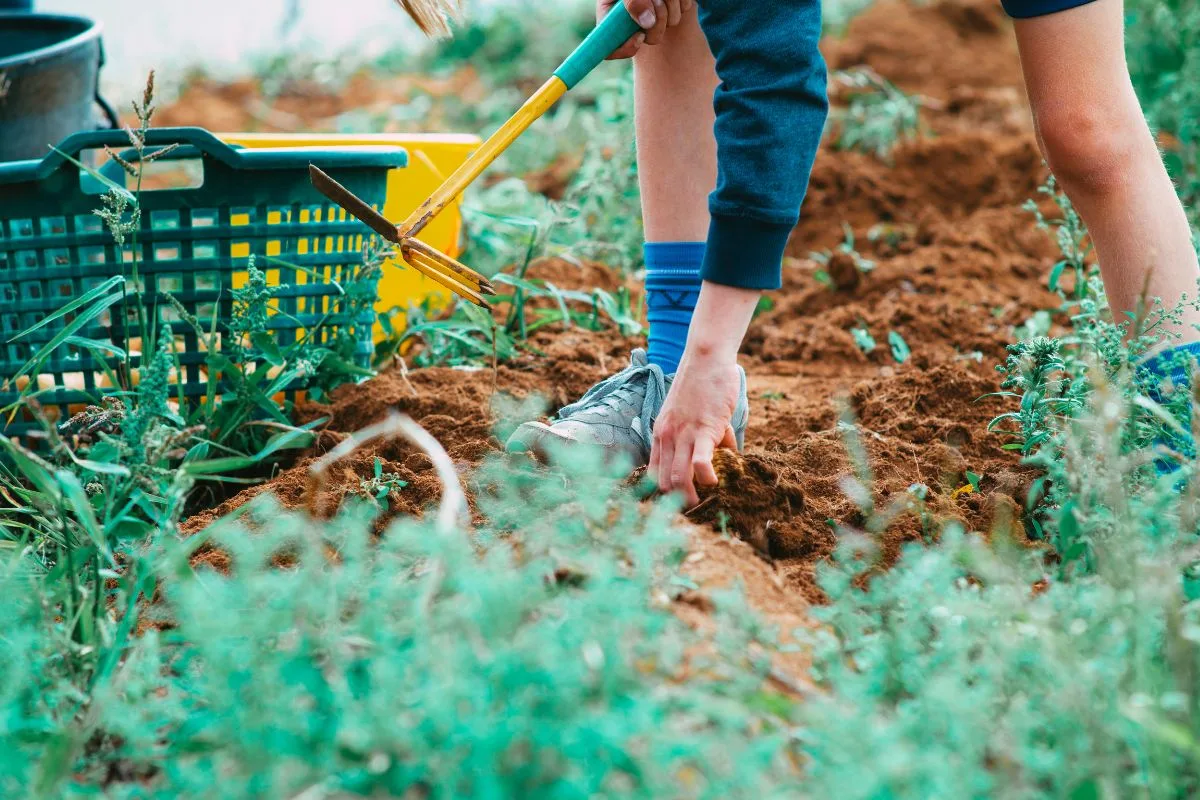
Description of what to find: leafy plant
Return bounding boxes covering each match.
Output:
[1127,0,1200,230]
[887,331,910,363]
[830,67,925,161]
[850,324,877,354]
[1023,175,1095,302]
[0,440,809,797]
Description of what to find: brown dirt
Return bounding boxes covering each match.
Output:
[171,0,1058,659]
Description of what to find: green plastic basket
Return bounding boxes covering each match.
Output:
[0,126,408,442]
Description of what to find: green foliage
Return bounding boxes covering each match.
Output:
[850,323,877,354]
[992,171,1200,547]
[399,267,641,368]
[1023,175,1096,302]
[1127,0,1200,229]
[1,448,804,797]
[810,223,877,287]
[0,77,387,719]
[830,67,924,161]
[800,510,1200,797]
[888,331,910,364]
[822,0,878,35]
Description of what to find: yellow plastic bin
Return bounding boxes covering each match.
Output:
[221,132,480,337]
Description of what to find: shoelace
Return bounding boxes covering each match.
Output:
[556,349,667,451]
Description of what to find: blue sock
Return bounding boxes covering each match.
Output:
[645,242,703,375]
[1140,341,1200,469]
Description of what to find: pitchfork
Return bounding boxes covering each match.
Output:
[309,5,641,309]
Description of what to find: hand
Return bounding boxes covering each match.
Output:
[599,0,694,61]
[650,281,760,507]
[650,352,741,508]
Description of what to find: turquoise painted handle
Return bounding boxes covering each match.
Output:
[553,5,642,90]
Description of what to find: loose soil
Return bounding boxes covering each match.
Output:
[174,0,1060,668]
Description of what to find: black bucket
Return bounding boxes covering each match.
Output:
[0,13,117,163]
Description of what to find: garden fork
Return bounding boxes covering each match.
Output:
[310,4,640,309]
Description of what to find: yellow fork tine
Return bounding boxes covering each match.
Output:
[402,236,495,294]
[401,244,493,310]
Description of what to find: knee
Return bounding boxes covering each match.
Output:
[1033,102,1149,197]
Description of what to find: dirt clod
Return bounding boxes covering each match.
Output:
[827,251,863,293]
[690,450,812,560]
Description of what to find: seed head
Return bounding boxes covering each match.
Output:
[393,0,462,37]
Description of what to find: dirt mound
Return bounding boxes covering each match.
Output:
[794,133,1044,253]
[155,68,488,133]
[824,0,1023,100]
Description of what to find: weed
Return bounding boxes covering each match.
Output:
[358,456,409,507]
[851,324,877,354]
[1023,175,1095,303]
[830,67,925,161]
[1,445,806,796]
[0,76,388,700]
[888,331,910,363]
[1127,0,1200,230]
[812,224,876,292]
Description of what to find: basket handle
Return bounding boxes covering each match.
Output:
[47,128,247,173]
[0,127,408,185]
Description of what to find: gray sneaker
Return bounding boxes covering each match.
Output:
[506,348,750,467]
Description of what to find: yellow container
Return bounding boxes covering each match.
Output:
[220,132,480,336]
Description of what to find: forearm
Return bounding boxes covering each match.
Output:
[696,0,828,291]
[681,281,760,363]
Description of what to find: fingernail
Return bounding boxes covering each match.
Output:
[638,8,657,28]
[634,32,646,47]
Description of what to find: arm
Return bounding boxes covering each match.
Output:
[652,1,828,504]
[697,0,829,291]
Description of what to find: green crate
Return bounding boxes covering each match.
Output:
[0,126,407,443]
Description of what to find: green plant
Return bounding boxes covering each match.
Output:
[0,75,392,701]
[822,0,877,35]
[888,331,910,363]
[830,67,925,161]
[850,324,877,354]
[1127,0,1200,230]
[1023,175,1096,304]
[0,437,811,797]
[401,271,642,368]
[358,456,409,507]
[991,173,1200,552]
[811,224,877,290]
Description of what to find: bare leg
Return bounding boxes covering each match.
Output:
[1014,0,1200,339]
[634,9,718,242]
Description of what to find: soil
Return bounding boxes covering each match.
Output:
[170,0,1060,672]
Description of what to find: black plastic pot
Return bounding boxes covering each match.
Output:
[0,13,117,163]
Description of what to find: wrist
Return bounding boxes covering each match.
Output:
[679,281,760,364]
[683,334,740,364]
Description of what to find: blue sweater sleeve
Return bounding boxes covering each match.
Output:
[696,0,829,291]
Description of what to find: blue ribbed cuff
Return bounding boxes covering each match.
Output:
[701,215,792,291]
[644,241,706,269]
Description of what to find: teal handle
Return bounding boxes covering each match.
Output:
[553,5,642,90]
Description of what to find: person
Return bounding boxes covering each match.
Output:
[508,0,1200,503]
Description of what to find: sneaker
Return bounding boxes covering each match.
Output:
[506,348,750,467]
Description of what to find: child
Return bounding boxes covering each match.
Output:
[504,0,1200,504]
